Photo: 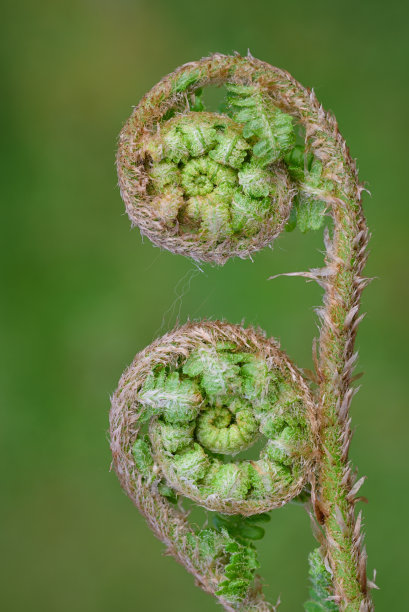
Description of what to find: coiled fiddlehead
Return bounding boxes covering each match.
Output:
[111,54,373,610]
[117,64,305,263]
[111,321,317,608]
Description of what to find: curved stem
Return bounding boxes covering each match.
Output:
[316,192,371,611]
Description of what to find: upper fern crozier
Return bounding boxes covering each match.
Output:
[117,59,330,263]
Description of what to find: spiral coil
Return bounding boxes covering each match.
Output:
[111,321,317,516]
[116,58,328,263]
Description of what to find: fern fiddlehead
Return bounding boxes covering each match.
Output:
[111,54,373,610]
[117,68,297,263]
[111,322,317,608]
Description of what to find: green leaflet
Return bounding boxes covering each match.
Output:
[208,126,250,169]
[132,437,154,478]
[156,420,195,453]
[202,461,252,499]
[187,527,227,561]
[172,442,210,481]
[149,161,181,191]
[209,512,271,603]
[304,549,338,611]
[138,369,201,424]
[182,344,270,402]
[284,144,330,233]
[182,345,242,401]
[284,144,309,182]
[224,84,330,232]
[216,540,259,604]
[186,527,259,605]
[240,354,275,402]
[226,83,295,166]
[132,437,178,502]
[295,197,327,233]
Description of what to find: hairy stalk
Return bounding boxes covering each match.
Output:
[112,53,373,610]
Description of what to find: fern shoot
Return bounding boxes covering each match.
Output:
[110,53,373,611]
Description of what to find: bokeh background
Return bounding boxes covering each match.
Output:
[2,0,408,609]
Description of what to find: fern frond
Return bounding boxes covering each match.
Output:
[187,527,259,605]
[182,345,242,400]
[227,83,295,166]
[216,539,260,604]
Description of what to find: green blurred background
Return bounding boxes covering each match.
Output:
[2,0,408,609]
